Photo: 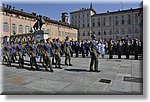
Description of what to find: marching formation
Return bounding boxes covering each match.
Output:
[1,36,73,72]
[1,34,143,72]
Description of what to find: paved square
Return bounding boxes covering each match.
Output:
[1,55,143,95]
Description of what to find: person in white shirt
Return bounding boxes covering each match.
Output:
[100,42,105,58]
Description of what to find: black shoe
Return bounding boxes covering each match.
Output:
[89,69,94,72]
[69,64,72,66]
[45,68,50,71]
[50,69,54,72]
[65,63,68,65]
[36,67,40,71]
[94,70,101,72]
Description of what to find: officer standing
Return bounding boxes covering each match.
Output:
[64,36,72,66]
[89,34,100,72]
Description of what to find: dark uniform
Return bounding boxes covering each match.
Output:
[124,42,130,59]
[108,39,113,59]
[64,36,72,66]
[89,34,100,72]
[133,39,138,60]
[81,41,85,58]
[117,40,122,59]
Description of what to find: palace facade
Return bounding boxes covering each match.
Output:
[70,4,143,41]
[1,4,78,42]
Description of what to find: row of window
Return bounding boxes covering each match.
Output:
[71,13,90,19]
[72,17,138,28]
[3,22,30,34]
[82,28,139,36]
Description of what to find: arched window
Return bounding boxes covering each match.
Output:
[12,23,17,34]
[18,25,23,33]
[3,22,9,32]
[25,26,30,33]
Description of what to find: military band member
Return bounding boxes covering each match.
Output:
[64,36,72,66]
[89,34,100,72]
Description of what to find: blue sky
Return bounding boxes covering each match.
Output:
[4,1,142,21]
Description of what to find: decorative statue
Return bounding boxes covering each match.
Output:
[33,15,45,32]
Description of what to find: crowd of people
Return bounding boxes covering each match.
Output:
[0,35,143,72]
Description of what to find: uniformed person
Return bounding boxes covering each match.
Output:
[2,42,12,66]
[54,38,62,68]
[10,41,17,63]
[16,41,25,68]
[117,40,122,59]
[89,34,100,72]
[124,41,130,59]
[108,38,114,59]
[43,39,54,72]
[133,39,139,60]
[64,36,72,66]
[51,38,56,65]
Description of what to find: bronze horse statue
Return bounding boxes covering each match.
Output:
[33,15,45,32]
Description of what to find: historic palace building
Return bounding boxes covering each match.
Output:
[70,4,143,41]
[1,4,78,41]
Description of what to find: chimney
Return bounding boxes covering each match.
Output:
[107,11,109,13]
[21,9,23,11]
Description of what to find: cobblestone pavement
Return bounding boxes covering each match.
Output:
[0,55,143,95]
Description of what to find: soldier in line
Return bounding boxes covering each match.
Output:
[2,42,12,66]
[43,39,54,72]
[54,38,62,68]
[51,38,56,65]
[16,41,25,68]
[64,36,72,66]
[89,34,100,72]
[10,41,17,63]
